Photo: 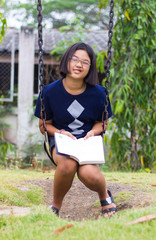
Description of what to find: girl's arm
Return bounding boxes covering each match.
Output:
[84,121,107,139]
[39,119,76,139]
[39,119,59,136]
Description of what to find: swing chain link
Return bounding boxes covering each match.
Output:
[103,0,114,134]
[37,0,47,130]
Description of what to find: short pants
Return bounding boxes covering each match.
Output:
[44,133,86,167]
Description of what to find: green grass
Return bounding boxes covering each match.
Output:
[0,169,55,184]
[0,205,156,240]
[102,171,156,185]
[0,184,44,206]
[115,191,133,203]
[0,169,53,207]
[0,169,156,240]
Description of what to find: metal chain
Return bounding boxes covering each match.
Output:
[103,0,114,134]
[37,0,47,130]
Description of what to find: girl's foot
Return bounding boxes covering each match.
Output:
[100,190,117,218]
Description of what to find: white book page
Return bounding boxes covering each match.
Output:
[54,133,105,164]
[54,133,77,156]
[76,136,105,163]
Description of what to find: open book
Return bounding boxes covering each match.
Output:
[54,132,105,165]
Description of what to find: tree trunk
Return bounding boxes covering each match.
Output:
[130,101,138,170]
[130,128,138,170]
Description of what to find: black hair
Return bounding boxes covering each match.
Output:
[59,42,98,86]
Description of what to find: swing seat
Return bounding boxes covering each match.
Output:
[44,131,57,168]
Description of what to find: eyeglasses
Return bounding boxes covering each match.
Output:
[70,56,91,67]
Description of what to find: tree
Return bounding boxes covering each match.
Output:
[100,0,156,170]
[3,0,110,29]
[0,0,7,42]
[0,2,16,167]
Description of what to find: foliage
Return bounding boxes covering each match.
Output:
[98,0,109,11]
[96,50,107,73]
[0,134,16,167]
[50,15,109,64]
[101,0,156,170]
[0,103,16,167]
[19,132,43,168]
[50,17,86,59]
[0,0,7,43]
[0,2,14,167]
[3,0,109,30]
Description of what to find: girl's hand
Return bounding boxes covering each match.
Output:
[84,130,95,140]
[60,130,76,140]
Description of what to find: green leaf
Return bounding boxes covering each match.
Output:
[114,99,124,114]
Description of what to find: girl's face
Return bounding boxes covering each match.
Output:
[67,50,91,80]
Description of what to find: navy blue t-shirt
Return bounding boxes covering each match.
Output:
[34,79,112,138]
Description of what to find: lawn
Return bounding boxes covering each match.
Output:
[0,169,156,240]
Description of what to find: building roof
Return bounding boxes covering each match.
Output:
[0,27,109,54]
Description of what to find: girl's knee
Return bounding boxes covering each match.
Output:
[77,165,102,184]
[57,158,78,176]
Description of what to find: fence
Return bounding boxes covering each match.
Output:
[0,30,60,102]
[0,35,15,102]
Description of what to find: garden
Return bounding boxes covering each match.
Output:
[0,0,156,239]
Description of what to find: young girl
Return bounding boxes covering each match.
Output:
[35,42,116,217]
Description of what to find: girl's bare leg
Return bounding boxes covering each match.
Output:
[51,148,78,210]
[77,164,116,217]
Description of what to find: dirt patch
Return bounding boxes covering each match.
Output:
[0,206,31,217]
[27,178,154,221]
